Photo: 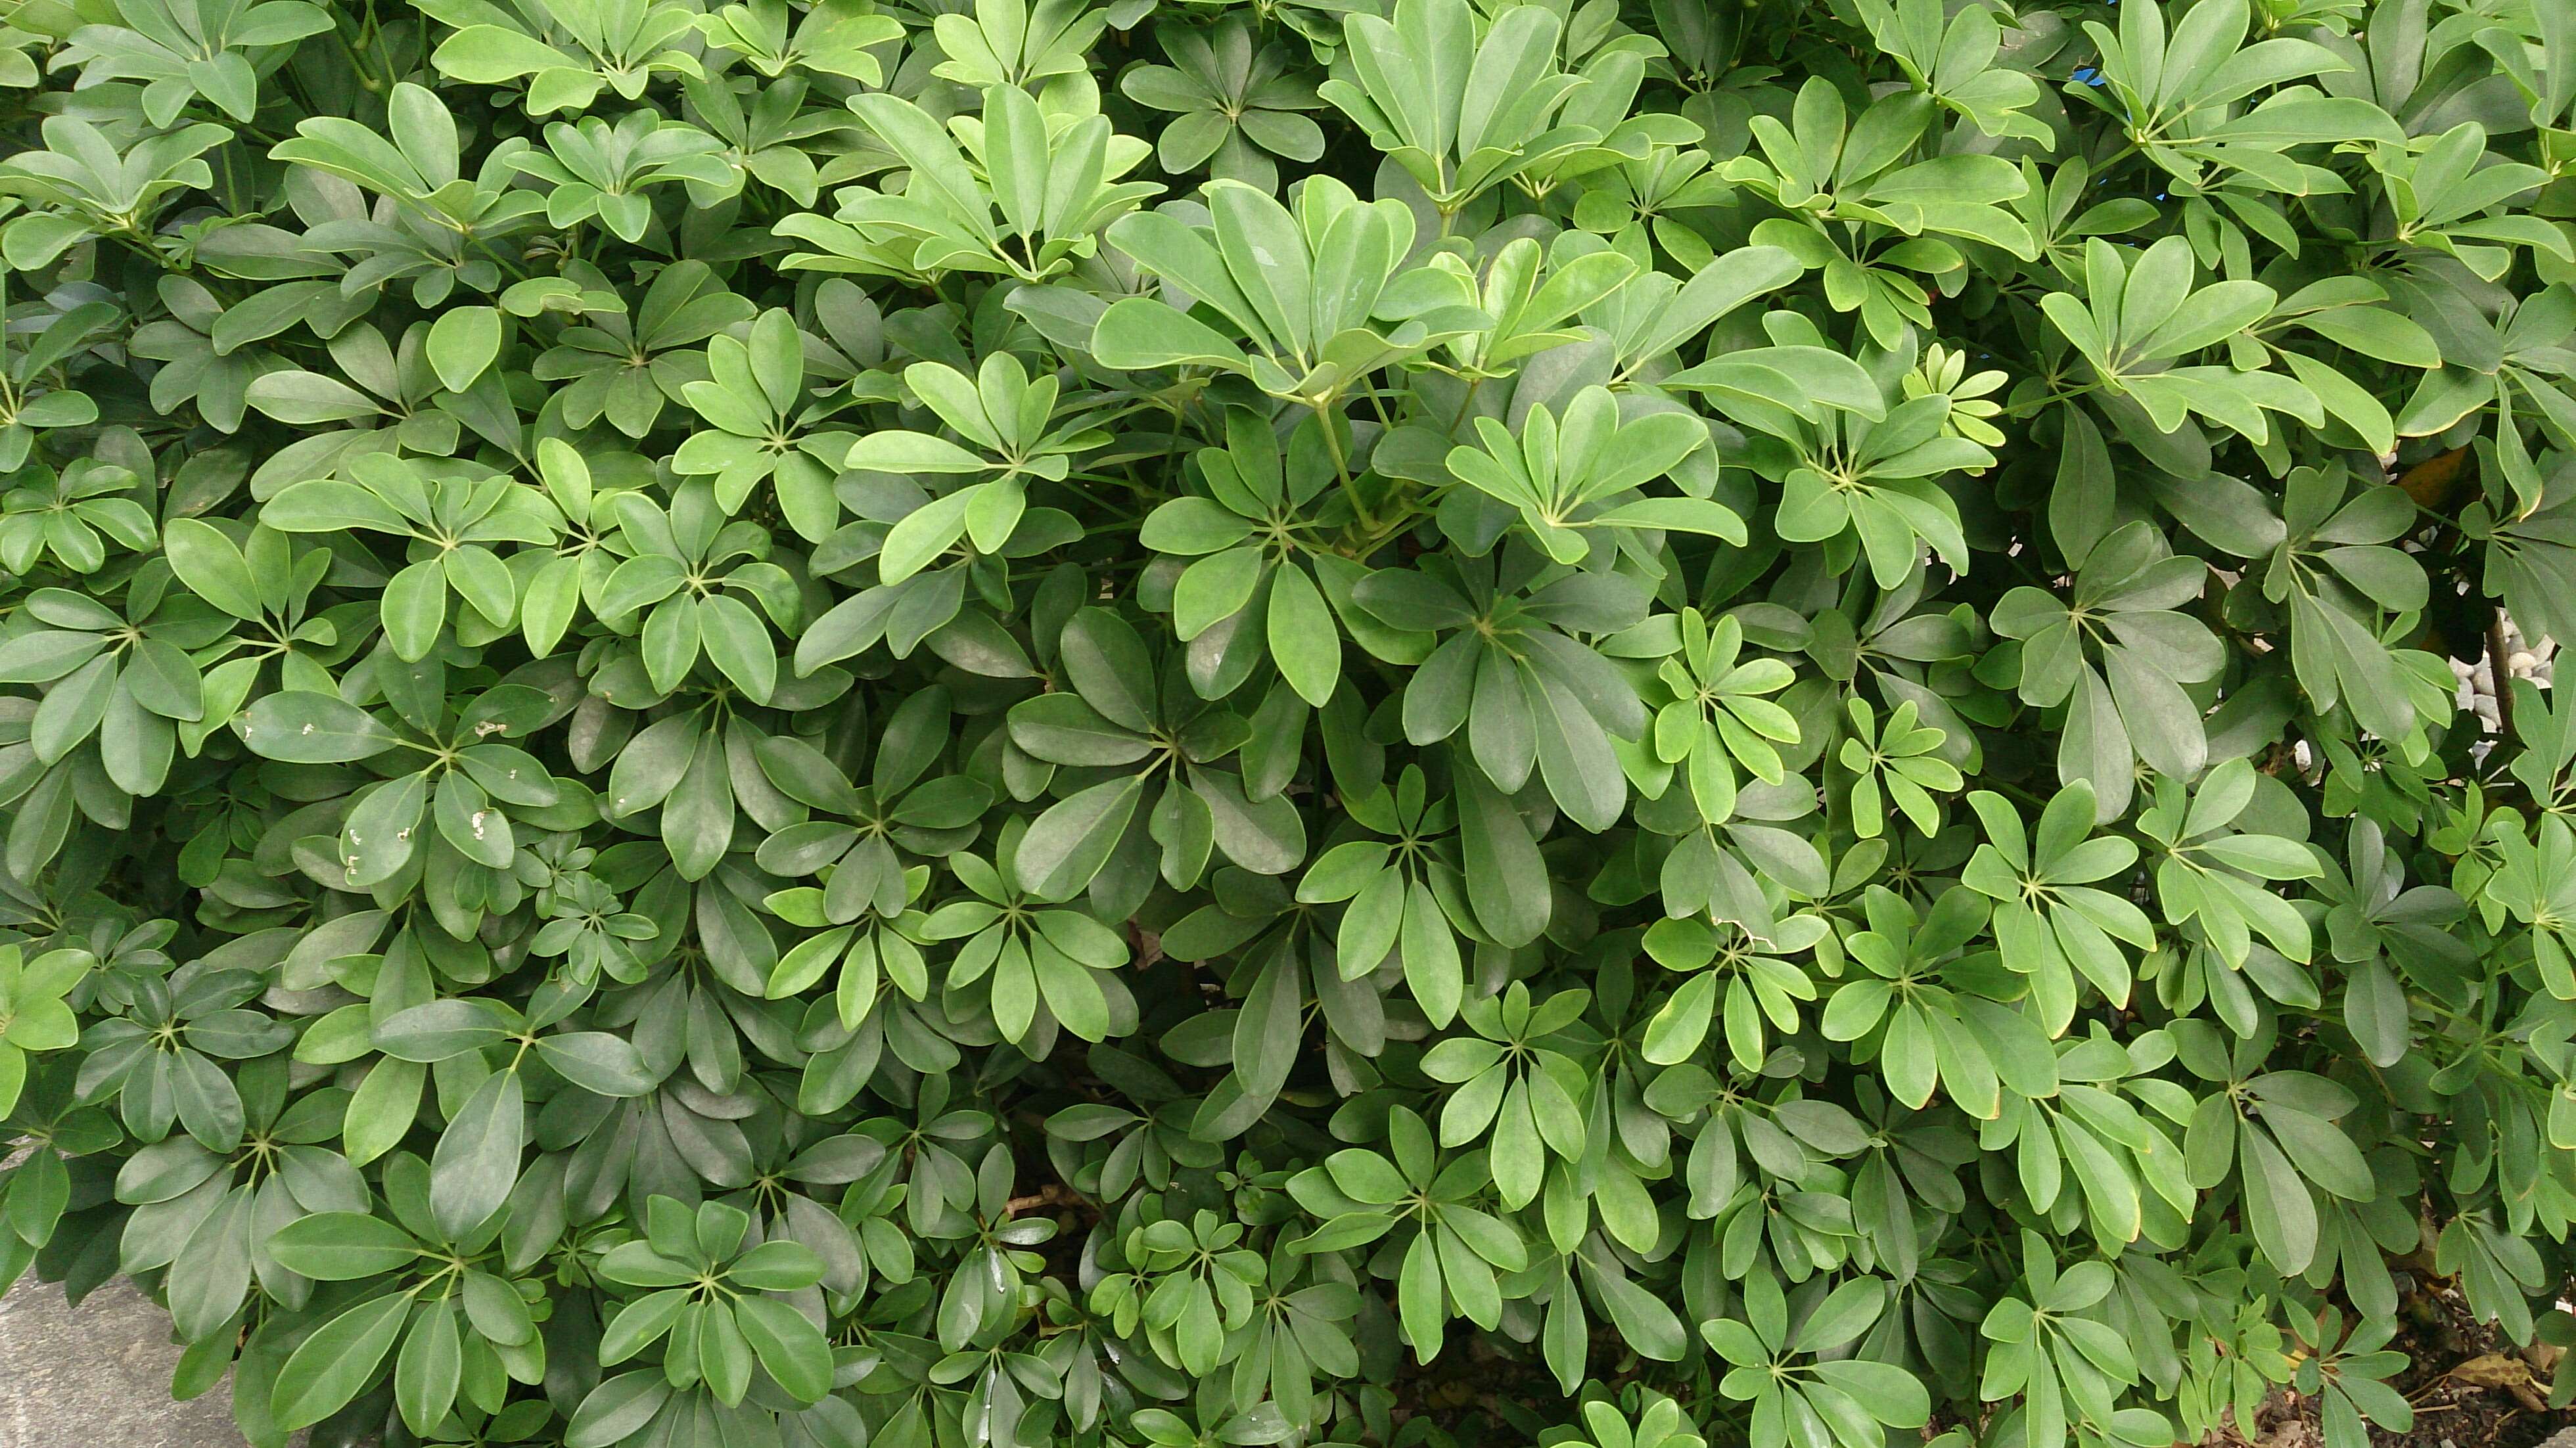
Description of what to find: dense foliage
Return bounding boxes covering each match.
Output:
[2,0,2575,1444]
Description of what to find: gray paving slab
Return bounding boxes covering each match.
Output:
[0,1273,249,1448]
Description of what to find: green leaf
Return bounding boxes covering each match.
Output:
[535,1031,658,1097]
[246,371,382,424]
[394,1298,462,1434]
[427,305,503,393]
[267,1211,421,1279]
[382,558,450,661]
[1094,297,1254,373]
[273,1292,414,1429]
[428,1068,524,1239]
[2240,1120,2318,1274]
[1454,758,1549,947]
[733,1295,833,1403]
[1267,563,1341,706]
[161,520,263,621]
[1019,775,1149,899]
[237,692,399,763]
[261,480,412,535]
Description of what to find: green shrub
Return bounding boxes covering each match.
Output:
[1,0,2574,1444]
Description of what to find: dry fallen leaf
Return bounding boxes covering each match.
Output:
[2450,1353,2549,1413]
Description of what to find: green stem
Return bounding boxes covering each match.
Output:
[471,235,534,284]
[1314,401,1377,533]
[1447,376,1484,436]
[333,21,382,93]
[2007,382,2101,418]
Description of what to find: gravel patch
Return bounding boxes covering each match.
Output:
[2451,618,2556,734]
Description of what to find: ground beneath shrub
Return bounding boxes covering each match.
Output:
[2364,1305,2573,1448]
[0,1272,259,1447]
[2215,1287,2574,1448]
[1,1242,2566,1448]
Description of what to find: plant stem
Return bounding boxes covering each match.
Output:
[1314,399,1377,532]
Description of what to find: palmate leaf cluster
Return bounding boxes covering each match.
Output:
[5,0,2576,1446]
